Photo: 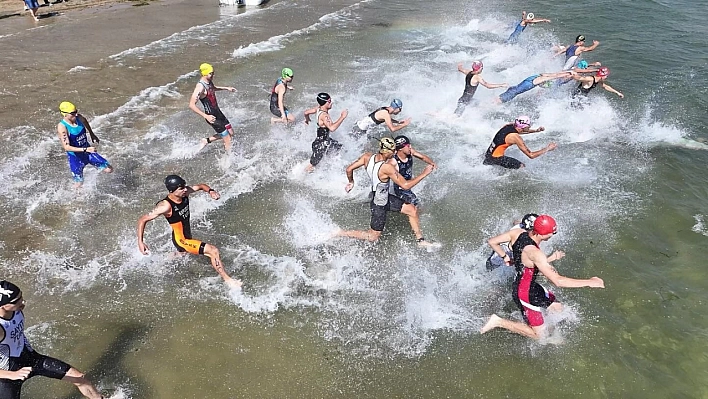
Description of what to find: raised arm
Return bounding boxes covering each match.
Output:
[478,76,507,89]
[531,247,604,288]
[509,134,556,159]
[323,110,349,132]
[382,163,433,191]
[411,148,437,169]
[580,40,600,53]
[457,63,472,75]
[137,200,172,255]
[188,184,221,200]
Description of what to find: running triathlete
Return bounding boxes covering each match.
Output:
[481,215,604,340]
[454,61,506,115]
[486,213,539,271]
[189,63,237,151]
[56,101,113,189]
[0,280,104,399]
[351,99,409,136]
[270,68,295,124]
[483,116,556,169]
[303,93,348,172]
[335,138,437,248]
[137,175,242,288]
[506,11,551,44]
[555,35,600,70]
[389,135,437,206]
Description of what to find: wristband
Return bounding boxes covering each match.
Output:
[208,189,215,193]
[83,148,87,153]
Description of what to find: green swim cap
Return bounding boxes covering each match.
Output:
[282,68,293,78]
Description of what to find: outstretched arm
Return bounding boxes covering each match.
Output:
[531,247,604,288]
[602,82,624,98]
[580,40,600,53]
[478,77,507,89]
[214,84,237,92]
[383,163,434,190]
[457,63,472,75]
[383,113,410,132]
[510,134,556,159]
[189,184,221,200]
[323,110,349,132]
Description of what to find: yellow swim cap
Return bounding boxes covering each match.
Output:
[59,101,76,114]
[200,63,214,76]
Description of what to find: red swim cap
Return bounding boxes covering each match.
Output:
[533,215,557,235]
[596,66,610,78]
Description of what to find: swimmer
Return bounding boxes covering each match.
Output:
[335,138,437,248]
[351,98,410,136]
[454,61,507,116]
[0,280,104,399]
[270,68,295,125]
[553,60,601,86]
[56,101,114,189]
[483,116,556,169]
[571,66,624,99]
[555,35,600,70]
[486,213,539,271]
[303,93,348,172]
[495,72,571,103]
[389,135,437,206]
[481,215,604,340]
[189,63,237,151]
[506,10,551,44]
[137,175,242,288]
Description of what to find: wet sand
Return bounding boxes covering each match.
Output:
[0,0,225,128]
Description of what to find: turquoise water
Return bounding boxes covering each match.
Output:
[1,0,707,397]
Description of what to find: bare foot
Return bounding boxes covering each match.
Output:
[480,314,502,334]
[305,164,314,173]
[417,240,441,251]
[198,138,209,151]
[226,278,243,289]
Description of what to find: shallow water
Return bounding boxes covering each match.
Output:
[1,0,708,397]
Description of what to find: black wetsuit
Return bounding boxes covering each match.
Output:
[310,110,343,166]
[483,124,523,169]
[393,153,419,205]
[454,72,479,115]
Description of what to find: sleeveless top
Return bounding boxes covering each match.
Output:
[462,72,479,97]
[198,80,219,115]
[316,109,330,139]
[393,153,413,180]
[60,119,88,155]
[356,107,387,131]
[0,311,28,368]
[485,124,518,158]
[576,77,599,95]
[512,231,539,276]
[270,78,285,109]
[163,196,192,239]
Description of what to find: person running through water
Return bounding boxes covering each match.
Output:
[480,215,605,340]
[56,101,114,189]
[270,68,295,125]
[351,99,410,137]
[506,11,551,44]
[571,66,624,102]
[0,280,104,399]
[137,175,242,288]
[555,35,600,70]
[389,135,437,206]
[303,93,348,172]
[189,63,237,151]
[483,116,556,169]
[486,213,538,271]
[335,138,438,248]
[495,72,571,103]
[454,61,507,115]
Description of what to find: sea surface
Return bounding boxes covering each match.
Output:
[1,0,708,397]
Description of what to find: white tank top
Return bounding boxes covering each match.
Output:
[356,115,377,131]
[366,153,388,190]
[563,55,579,70]
[0,311,27,363]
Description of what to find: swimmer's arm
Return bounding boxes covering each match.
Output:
[137,201,171,248]
[383,113,409,132]
[478,77,507,89]
[344,154,369,192]
[601,82,624,98]
[56,123,90,153]
[77,114,100,143]
[303,106,318,125]
[189,84,209,119]
[457,63,472,75]
[487,232,514,258]
[511,135,549,159]
[411,149,437,169]
[580,40,600,53]
[189,184,220,199]
[552,47,567,57]
[214,84,237,92]
[383,163,433,190]
[532,248,604,288]
[324,110,349,132]
[528,18,551,24]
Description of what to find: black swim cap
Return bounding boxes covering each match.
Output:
[0,281,21,307]
[164,175,187,192]
[520,213,539,231]
[394,135,410,149]
[316,92,331,106]
[576,35,585,42]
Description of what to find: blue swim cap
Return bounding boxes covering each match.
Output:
[577,60,589,69]
[390,98,403,109]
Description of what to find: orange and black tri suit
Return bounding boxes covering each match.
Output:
[163,196,205,255]
[483,123,523,169]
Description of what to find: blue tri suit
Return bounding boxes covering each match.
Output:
[498,75,540,103]
[506,21,526,44]
[60,119,110,182]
